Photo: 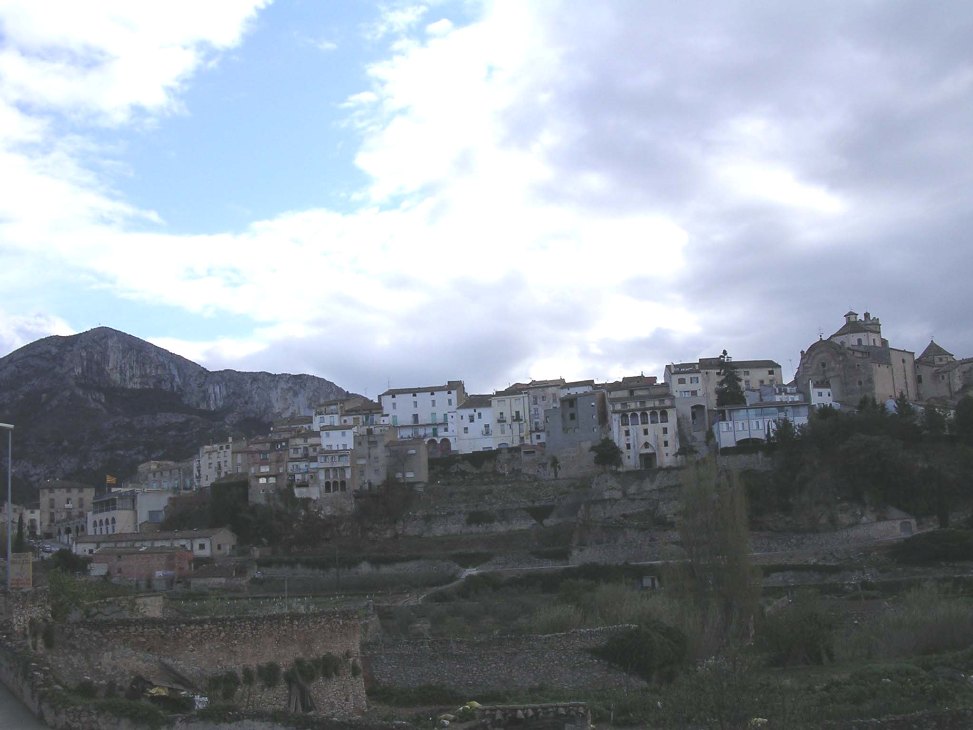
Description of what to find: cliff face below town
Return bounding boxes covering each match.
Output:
[0,327,347,488]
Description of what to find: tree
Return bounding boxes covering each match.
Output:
[922,404,947,439]
[13,512,25,553]
[590,438,622,470]
[954,396,973,442]
[715,350,746,407]
[675,457,760,649]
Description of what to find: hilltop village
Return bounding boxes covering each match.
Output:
[10,308,970,548]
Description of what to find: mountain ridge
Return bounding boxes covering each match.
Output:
[0,327,348,493]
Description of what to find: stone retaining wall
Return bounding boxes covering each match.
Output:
[47,611,367,717]
[363,626,642,693]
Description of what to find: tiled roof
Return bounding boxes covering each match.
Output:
[918,340,954,362]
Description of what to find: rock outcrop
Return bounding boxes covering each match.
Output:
[0,327,348,487]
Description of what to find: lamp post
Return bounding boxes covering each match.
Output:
[0,423,13,592]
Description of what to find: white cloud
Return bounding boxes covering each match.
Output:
[3,0,973,398]
[0,311,74,358]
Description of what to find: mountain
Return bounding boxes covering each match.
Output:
[0,327,348,492]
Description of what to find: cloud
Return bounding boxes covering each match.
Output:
[2,0,973,399]
[0,311,74,357]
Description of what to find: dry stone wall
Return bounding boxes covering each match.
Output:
[363,626,642,693]
[49,611,366,717]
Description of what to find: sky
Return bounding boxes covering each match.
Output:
[1,1,971,398]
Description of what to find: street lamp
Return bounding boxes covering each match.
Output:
[1,423,13,591]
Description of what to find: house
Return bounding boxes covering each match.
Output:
[74,527,237,559]
[544,388,609,454]
[490,387,530,449]
[195,437,242,489]
[38,480,97,544]
[915,340,973,405]
[665,357,783,412]
[379,381,466,456]
[605,376,680,469]
[89,546,193,588]
[712,401,810,449]
[451,394,495,453]
[135,460,195,491]
[794,310,917,409]
[87,488,173,536]
[520,379,566,445]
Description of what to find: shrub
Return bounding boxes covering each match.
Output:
[591,622,687,683]
[851,586,973,659]
[319,653,343,678]
[890,529,973,564]
[466,509,497,526]
[256,661,281,688]
[75,679,98,699]
[756,593,836,666]
[241,666,255,686]
[295,657,318,683]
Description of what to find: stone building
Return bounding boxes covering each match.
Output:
[795,310,917,409]
[38,480,96,543]
[88,546,193,587]
[605,375,680,469]
[915,340,973,405]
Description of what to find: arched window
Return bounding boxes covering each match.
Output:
[324,481,332,493]
[340,480,347,492]
[621,413,629,426]
[110,517,116,533]
[639,412,648,425]
[660,410,669,423]
[650,411,659,424]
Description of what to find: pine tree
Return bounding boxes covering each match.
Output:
[716,350,746,407]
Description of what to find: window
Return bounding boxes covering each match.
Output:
[392,402,396,410]
[690,376,699,384]
[463,427,469,434]
[198,543,205,551]
[767,370,773,375]
[642,428,649,436]
[413,401,418,408]
[431,399,436,407]
[412,414,419,424]
[662,427,668,434]
[664,440,669,447]
[624,429,630,436]
[678,377,686,384]
[448,398,452,406]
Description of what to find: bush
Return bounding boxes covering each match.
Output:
[75,679,98,699]
[591,622,687,683]
[318,653,343,679]
[756,593,836,666]
[466,509,497,526]
[890,529,973,564]
[256,661,281,688]
[850,586,973,659]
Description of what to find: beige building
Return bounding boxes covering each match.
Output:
[915,340,973,405]
[795,310,918,409]
[74,527,237,559]
[39,480,96,543]
[606,375,680,469]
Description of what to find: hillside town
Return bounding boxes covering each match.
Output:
[5,308,970,556]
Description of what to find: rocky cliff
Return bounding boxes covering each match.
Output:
[0,327,348,490]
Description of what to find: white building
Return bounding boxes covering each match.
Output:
[380,380,466,456]
[712,402,810,449]
[451,394,495,453]
[490,388,530,449]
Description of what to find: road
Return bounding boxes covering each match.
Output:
[0,681,47,728]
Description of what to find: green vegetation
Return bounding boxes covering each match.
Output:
[589,438,622,470]
[715,350,746,407]
[890,529,973,564]
[746,396,973,524]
